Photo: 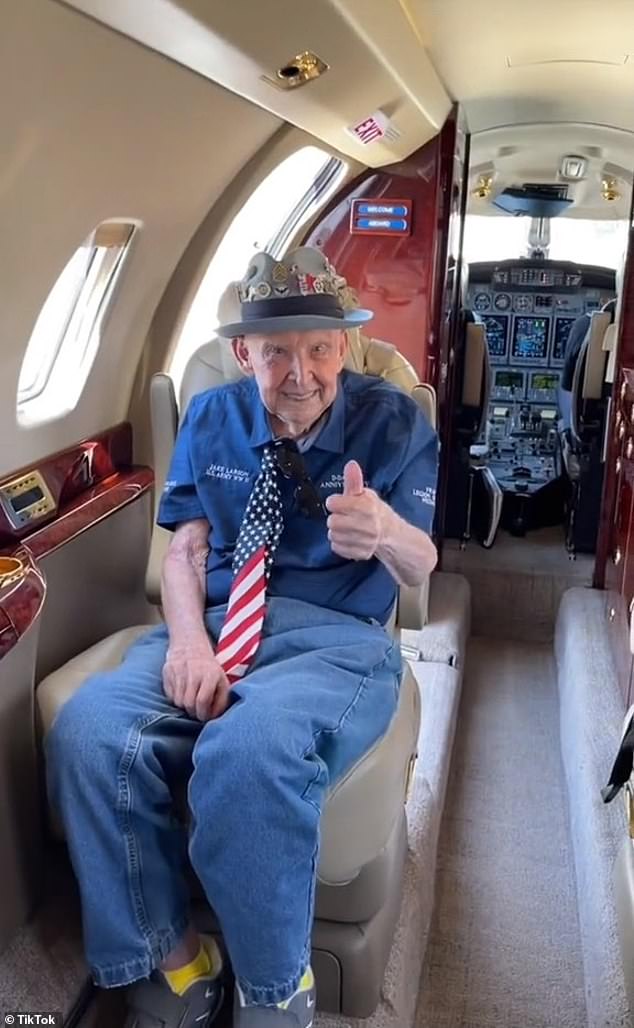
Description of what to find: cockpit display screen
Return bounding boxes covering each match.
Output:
[512,317,549,361]
[530,372,559,391]
[553,317,577,361]
[495,371,524,391]
[481,315,508,357]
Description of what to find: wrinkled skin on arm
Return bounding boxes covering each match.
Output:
[161,519,230,721]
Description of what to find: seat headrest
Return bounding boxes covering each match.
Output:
[179,331,425,419]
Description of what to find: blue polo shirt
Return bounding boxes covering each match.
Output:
[157,370,438,625]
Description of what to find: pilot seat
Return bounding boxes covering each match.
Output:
[36,317,437,1018]
[561,305,616,555]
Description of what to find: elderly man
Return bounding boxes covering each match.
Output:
[46,246,438,1028]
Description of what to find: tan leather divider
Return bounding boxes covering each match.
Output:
[582,310,611,401]
[463,322,486,407]
[604,323,619,385]
[145,374,179,606]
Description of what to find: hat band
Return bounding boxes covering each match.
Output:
[240,293,344,322]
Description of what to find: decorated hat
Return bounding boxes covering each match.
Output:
[216,246,373,337]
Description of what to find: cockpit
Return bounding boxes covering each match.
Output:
[447,200,619,556]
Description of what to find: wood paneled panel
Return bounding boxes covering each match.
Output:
[305,106,470,547]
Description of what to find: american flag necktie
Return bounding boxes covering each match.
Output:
[214,445,284,684]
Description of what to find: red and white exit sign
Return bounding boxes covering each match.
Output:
[347,110,391,146]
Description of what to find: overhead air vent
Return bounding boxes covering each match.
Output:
[492,183,573,218]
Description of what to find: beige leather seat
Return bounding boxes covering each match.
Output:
[37,328,437,1018]
[569,308,612,448]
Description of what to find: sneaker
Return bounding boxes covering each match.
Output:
[124,961,224,1027]
[232,969,315,1028]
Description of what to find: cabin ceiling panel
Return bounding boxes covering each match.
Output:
[57,0,452,167]
[414,0,634,135]
[468,124,634,220]
[2,0,280,472]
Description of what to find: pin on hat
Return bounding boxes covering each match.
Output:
[216,246,373,337]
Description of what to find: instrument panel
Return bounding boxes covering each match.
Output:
[468,259,615,411]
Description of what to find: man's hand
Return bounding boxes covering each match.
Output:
[325,460,387,560]
[163,640,231,721]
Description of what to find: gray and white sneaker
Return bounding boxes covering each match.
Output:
[123,965,224,1027]
[232,969,315,1028]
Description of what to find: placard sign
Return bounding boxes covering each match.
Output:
[350,198,412,237]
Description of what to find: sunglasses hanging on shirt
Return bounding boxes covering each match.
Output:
[272,439,327,520]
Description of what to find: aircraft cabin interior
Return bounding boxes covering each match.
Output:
[2,2,634,1027]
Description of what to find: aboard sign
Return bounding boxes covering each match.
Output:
[349,198,412,236]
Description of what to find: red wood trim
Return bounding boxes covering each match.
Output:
[0,423,134,547]
[0,548,46,659]
[0,423,155,662]
[25,468,154,560]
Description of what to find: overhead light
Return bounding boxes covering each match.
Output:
[560,155,587,180]
[602,177,621,202]
[272,51,329,90]
[472,174,494,199]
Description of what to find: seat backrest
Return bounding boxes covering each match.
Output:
[146,330,437,605]
[455,311,491,443]
[570,309,612,444]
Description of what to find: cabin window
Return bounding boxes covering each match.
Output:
[169,146,346,389]
[17,221,137,426]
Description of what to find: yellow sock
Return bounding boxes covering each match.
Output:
[278,966,314,1009]
[163,937,221,996]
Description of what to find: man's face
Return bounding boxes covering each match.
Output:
[232,329,347,435]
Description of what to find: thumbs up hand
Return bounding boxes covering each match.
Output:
[325,460,386,560]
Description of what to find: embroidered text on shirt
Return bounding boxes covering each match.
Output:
[320,473,344,490]
[413,486,436,506]
[205,464,251,482]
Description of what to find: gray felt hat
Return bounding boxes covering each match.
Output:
[216,246,374,337]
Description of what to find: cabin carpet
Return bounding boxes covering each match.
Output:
[0,844,89,1020]
[415,637,588,1028]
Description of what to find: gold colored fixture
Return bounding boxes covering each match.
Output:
[0,556,26,588]
[473,174,494,199]
[602,177,621,202]
[274,51,329,90]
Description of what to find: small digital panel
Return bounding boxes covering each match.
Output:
[481,315,509,360]
[491,369,525,400]
[511,316,549,363]
[10,485,44,513]
[552,317,577,363]
[530,372,559,391]
[528,371,560,403]
[0,469,56,530]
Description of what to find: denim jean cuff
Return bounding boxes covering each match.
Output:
[90,916,190,988]
[237,963,307,1007]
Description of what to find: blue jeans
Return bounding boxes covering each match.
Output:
[45,597,401,1005]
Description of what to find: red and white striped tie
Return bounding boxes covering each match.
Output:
[214,446,283,684]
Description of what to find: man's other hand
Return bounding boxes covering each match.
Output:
[325,460,387,560]
[163,642,230,721]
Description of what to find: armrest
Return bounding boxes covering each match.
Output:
[395,579,430,631]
